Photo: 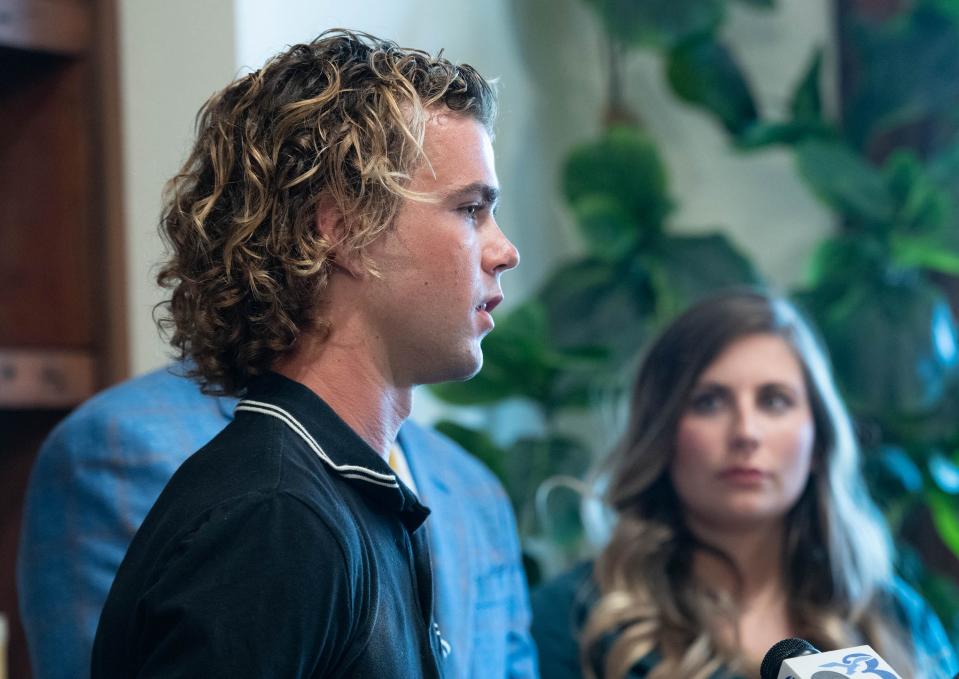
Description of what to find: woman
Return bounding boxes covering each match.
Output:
[532,289,958,679]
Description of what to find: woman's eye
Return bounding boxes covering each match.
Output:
[688,390,725,414]
[760,389,794,412]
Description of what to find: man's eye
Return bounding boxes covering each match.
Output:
[460,202,490,220]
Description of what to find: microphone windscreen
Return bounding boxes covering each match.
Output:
[760,637,820,679]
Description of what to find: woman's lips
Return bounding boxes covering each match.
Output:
[718,467,768,484]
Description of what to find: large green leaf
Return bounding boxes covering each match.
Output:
[645,233,762,320]
[881,152,959,272]
[805,235,887,289]
[538,256,654,365]
[880,384,959,452]
[842,5,959,151]
[570,195,641,260]
[667,34,759,136]
[892,233,959,274]
[929,490,959,559]
[581,0,723,50]
[737,48,833,150]
[735,120,834,150]
[563,127,673,240]
[795,139,895,226]
[925,0,959,21]
[884,151,954,236]
[733,0,775,7]
[809,278,959,417]
[790,48,823,123]
[928,139,959,220]
[928,137,959,183]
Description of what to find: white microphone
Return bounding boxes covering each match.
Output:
[760,637,903,679]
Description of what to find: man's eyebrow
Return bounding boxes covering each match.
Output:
[444,182,500,205]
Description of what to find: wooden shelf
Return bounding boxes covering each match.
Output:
[0,1,124,674]
[0,0,92,56]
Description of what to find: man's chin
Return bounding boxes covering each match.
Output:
[448,355,483,383]
[424,352,483,385]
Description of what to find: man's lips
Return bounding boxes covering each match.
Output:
[476,294,503,314]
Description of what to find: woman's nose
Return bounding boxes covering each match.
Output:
[729,405,760,454]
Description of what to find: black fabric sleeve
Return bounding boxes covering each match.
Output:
[134,491,360,678]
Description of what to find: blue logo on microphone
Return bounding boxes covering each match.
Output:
[818,652,897,678]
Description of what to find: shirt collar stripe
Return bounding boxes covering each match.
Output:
[236,399,399,488]
[340,472,402,489]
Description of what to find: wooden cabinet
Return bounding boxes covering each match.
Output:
[0,1,125,676]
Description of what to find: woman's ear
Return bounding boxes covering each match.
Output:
[315,197,362,277]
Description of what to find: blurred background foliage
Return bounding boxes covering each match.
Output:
[431,0,959,644]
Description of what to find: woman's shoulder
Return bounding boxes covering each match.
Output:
[533,561,597,611]
[531,561,598,679]
[530,561,748,679]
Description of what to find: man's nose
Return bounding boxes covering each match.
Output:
[488,221,520,274]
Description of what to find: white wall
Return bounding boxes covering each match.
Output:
[120,0,836,387]
[118,0,237,374]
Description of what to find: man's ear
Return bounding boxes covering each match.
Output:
[315,197,362,277]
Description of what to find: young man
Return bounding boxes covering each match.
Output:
[90,30,520,677]
[18,365,537,679]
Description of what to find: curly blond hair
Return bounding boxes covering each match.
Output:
[156,29,496,395]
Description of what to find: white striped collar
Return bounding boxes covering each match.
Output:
[235,398,400,490]
[233,371,430,530]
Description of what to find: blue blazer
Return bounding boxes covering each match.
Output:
[18,365,538,679]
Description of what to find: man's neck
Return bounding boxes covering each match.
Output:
[273,331,412,461]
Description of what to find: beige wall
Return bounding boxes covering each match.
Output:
[118,0,236,374]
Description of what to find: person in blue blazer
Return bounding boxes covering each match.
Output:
[18,364,538,678]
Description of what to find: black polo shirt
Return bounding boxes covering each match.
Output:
[92,372,447,678]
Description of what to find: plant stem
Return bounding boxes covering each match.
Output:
[605,37,639,127]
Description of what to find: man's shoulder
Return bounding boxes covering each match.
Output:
[401,419,504,493]
[74,364,230,421]
[39,365,232,462]
[171,415,373,535]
